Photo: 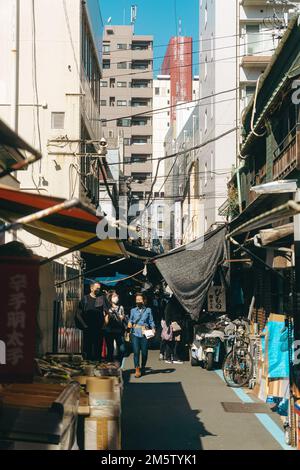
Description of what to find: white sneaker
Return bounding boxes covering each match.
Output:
[159,354,164,361]
[165,360,173,364]
[173,360,184,364]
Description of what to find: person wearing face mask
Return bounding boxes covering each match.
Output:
[76,281,109,361]
[103,290,127,368]
[128,293,155,378]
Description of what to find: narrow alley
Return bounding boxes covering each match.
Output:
[122,351,286,451]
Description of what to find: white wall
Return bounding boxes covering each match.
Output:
[0,0,101,261]
[198,0,236,230]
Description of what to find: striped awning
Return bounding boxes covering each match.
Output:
[0,186,126,257]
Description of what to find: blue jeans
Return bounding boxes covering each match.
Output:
[132,335,148,368]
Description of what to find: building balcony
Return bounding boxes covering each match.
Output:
[130,124,152,135]
[130,49,153,60]
[241,0,269,5]
[273,125,300,180]
[126,160,152,173]
[241,55,271,68]
[130,87,153,98]
[125,143,153,154]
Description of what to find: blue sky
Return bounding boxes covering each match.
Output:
[99,0,199,76]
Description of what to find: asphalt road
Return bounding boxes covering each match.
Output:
[121,351,285,451]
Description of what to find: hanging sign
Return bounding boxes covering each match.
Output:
[0,257,40,383]
[208,286,226,312]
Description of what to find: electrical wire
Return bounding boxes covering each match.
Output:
[105,37,278,68]
[102,47,275,80]
[100,87,239,123]
[139,126,237,210]
[104,27,281,55]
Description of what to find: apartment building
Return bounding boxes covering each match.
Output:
[153,75,200,249]
[0,0,103,298]
[100,25,153,203]
[198,0,300,230]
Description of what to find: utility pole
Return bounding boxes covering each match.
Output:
[11,0,20,133]
[294,188,300,342]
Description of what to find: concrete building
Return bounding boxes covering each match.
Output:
[198,0,300,230]
[152,74,200,250]
[0,0,103,261]
[100,25,153,203]
[161,37,193,123]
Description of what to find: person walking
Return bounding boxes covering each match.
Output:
[76,282,109,361]
[103,291,127,369]
[164,293,184,364]
[128,293,155,378]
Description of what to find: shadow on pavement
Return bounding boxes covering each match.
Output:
[121,379,216,450]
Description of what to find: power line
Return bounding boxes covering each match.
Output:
[105,37,277,68]
[102,47,275,80]
[103,27,281,55]
[100,87,238,123]
[145,126,238,209]
[100,96,240,131]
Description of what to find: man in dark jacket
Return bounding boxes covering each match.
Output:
[77,282,109,361]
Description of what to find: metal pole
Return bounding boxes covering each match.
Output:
[293,188,300,340]
[39,236,100,266]
[0,198,80,233]
[11,0,20,132]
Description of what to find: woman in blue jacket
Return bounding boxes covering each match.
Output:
[128,293,155,378]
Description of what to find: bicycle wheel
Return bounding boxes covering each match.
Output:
[222,351,253,388]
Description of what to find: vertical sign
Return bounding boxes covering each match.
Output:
[208,286,226,313]
[0,257,40,382]
[174,201,182,248]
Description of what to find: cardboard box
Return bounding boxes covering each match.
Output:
[84,417,120,450]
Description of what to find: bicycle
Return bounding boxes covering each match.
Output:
[222,319,254,388]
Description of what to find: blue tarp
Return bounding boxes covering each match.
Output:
[84,273,128,287]
[262,318,290,379]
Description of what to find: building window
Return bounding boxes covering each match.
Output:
[132,137,148,144]
[131,155,149,163]
[108,130,114,138]
[205,56,208,81]
[81,9,101,107]
[205,216,208,232]
[204,162,208,186]
[117,62,127,69]
[245,85,256,105]
[117,81,127,87]
[100,80,108,87]
[51,112,65,129]
[117,43,127,50]
[117,118,131,127]
[205,2,208,29]
[132,172,151,181]
[210,151,214,178]
[155,87,160,95]
[103,59,110,69]
[205,109,208,133]
[211,92,214,119]
[103,43,110,54]
[100,100,107,106]
[117,100,127,106]
[132,118,149,126]
[124,138,131,146]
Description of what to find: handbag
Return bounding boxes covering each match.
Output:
[171,321,182,332]
[125,310,144,342]
[144,329,155,340]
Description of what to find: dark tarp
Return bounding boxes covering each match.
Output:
[153,225,227,321]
